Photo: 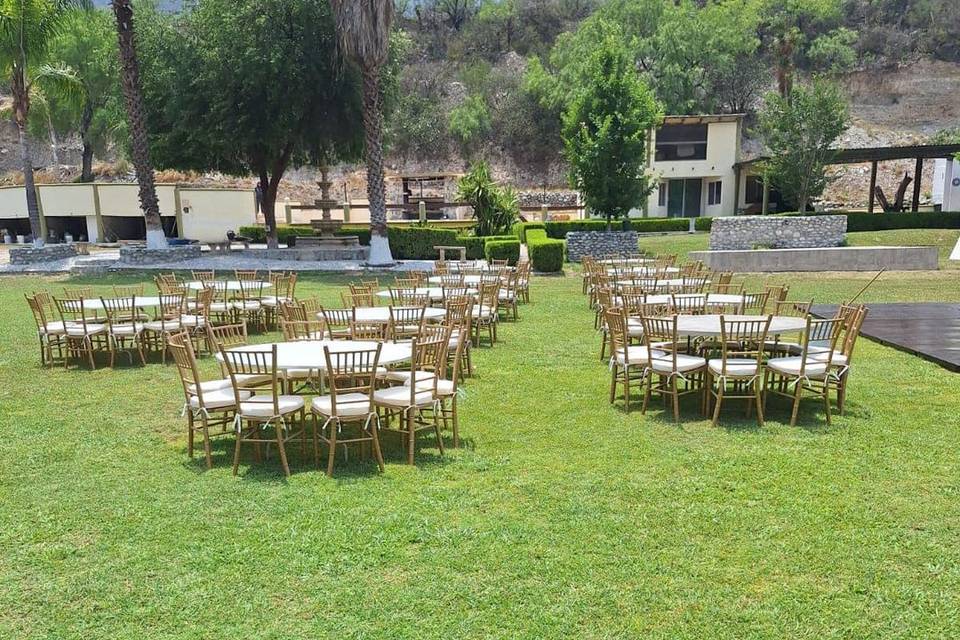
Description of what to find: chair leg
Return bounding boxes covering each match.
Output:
[451,395,459,448]
[312,413,320,469]
[789,382,803,427]
[187,412,195,459]
[326,418,338,477]
[232,426,243,475]
[609,365,617,405]
[754,379,765,427]
[202,421,213,469]
[276,427,290,478]
[432,409,444,456]
[671,377,680,422]
[371,422,385,472]
[822,388,832,425]
[712,384,723,427]
[407,411,416,465]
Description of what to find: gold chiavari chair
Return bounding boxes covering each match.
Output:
[54,296,109,369]
[312,344,385,476]
[472,281,500,347]
[389,287,429,307]
[191,270,215,283]
[342,291,375,308]
[580,255,595,294]
[236,279,265,331]
[516,260,531,303]
[707,316,772,427]
[433,260,449,275]
[350,319,390,341]
[438,273,465,287]
[741,291,770,315]
[220,345,308,478]
[712,281,745,295]
[234,269,259,281]
[143,292,186,364]
[26,292,66,366]
[280,318,326,341]
[155,275,185,295]
[672,294,707,315]
[816,305,868,415]
[393,276,420,289]
[319,307,354,340]
[444,297,474,380]
[373,335,448,465]
[348,283,377,306]
[765,317,845,427]
[639,315,707,422]
[168,331,248,469]
[388,306,427,343]
[606,306,656,412]
[763,284,790,310]
[498,270,520,321]
[100,295,147,367]
[263,272,297,328]
[407,270,430,286]
[113,283,145,297]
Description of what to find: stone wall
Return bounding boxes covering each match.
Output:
[690,245,938,272]
[9,243,77,264]
[566,231,639,262]
[517,190,578,207]
[709,215,846,250]
[118,244,202,265]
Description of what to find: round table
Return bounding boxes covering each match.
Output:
[616,293,745,308]
[427,275,485,285]
[187,280,272,291]
[318,307,446,323]
[627,314,807,338]
[80,296,162,310]
[607,266,680,276]
[598,258,654,265]
[376,287,476,302]
[613,278,701,291]
[217,340,412,371]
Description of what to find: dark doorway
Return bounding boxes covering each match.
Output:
[666,179,702,217]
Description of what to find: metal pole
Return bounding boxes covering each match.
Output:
[868,160,877,213]
[912,157,923,212]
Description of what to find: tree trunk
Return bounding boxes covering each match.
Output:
[361,66,394,265]
[18,122,43,247]
[79,100,94,183]
[258,170,279,250]
[111,0,166,249]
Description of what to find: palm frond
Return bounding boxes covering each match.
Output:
[30,62,85,111]
[329,0,393,68]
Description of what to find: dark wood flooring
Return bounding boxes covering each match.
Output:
[812,303,960,372]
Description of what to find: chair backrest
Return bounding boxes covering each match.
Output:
[26,293,52,332]
[407,270,430,286]
[155,293,186,329]
[712,282,744,295]
[835,304,868,360]
[797,317,845,372]
[604,306,630,355]
[155,276,185,295]
[773,299,813,317]
[279,299,307,322]
[320,307,355,339]
[281,318,327,341]
[764,284,790,306]
[433,260,449,275]
[238,279,264,301]
[672,294,706,315]
[100,296,139,326]
[63,287,94,299]
[441,286,470,300]
[389,287,429,306]
[271,272,297,301]
[323,344,382,417]
[741,291,770,314]
[55,296,96,331]
[715,272,733,286]
[389,306,427,341]
[191,270,215,283]
[403,335,447,402]
[439,274,465,286]
[393,276,419,289]
[716,315,772,375]
[234,269,259,281]
[191,287,215,318]
[490,259,509,268]
[477,282,500,311]
[349,320,389,341]
[640,315,681,370]
[113,284,144,297]
[166,331,209,408]
[220,345,281,414]
[342,291,375,308]
[680,276,708,294]
[207,322,249,351]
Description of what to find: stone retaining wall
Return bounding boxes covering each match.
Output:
[10,243,77,264]
[566,230,639,262]
[690,245,938,272]
[709,215,846,250]
[118,244,202,264]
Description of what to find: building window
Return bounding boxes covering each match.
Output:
[658,182,667,207]
[745,175,764,204]
[707,180,722,206]
[655,124,708,161]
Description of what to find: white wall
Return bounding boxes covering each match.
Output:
[179,189,256,242]
[646,121,739,217]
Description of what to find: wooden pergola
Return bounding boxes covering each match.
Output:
[735,143,960,213]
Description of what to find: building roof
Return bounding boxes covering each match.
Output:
[661,114,745,125]
[734,143,960,169]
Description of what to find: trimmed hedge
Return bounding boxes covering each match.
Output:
[484,239,521,265]
[514,217,710,241]
[780,210,960,232]
[513,221,545,243]
[239,224,373,246]
[456,234,520,259]
[525,228,549,242]
[527,227,564,272]
[386,227,460,259]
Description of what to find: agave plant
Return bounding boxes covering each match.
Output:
[457,160,519,237]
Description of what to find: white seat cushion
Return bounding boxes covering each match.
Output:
[187,378,232,394]
[708,358,760,378]
[190,388,250,410]
[144,319,181,332]
[237,301,262,311]
[810,350,848,366]
[373,385,436,408]
[411,378,455,396]
[260,296,292,306]
[471,305,494,320]
[284,368,316,379]
[766,357,829,378]
[233,373,273,387]
[179,314,207,328]
[110,322,145,336]
[209,302,234,313]
[239,394,304,418]
[614,346,664,366]
[65,323,106,337]
[378,369,436,384]
[42,321,69,335]
[649,353,706,374]
[312,392,373,418]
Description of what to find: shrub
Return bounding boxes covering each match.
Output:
[514,218,706,240]
[780,210,960,232]
[484,239,521,265]
[457,235,486,260]
[457,160,520,236]
[387,227,460,259]
[525,228,549,242]
[513,222,545,243]
[528,236,564,272]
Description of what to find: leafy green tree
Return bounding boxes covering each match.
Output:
[759,78,848,213]
[0,0,85,246]
[136,0,363,249]
[561,39,661,230]
[448,94,491,156]
[43,7,122,182]
[807,27,858,73]
[456,159,518,236]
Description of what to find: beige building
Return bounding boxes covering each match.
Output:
[644,114,744,218]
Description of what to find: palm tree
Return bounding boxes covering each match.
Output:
[111,0,165,249]
[330,0,394,265]
[0,0,84,247]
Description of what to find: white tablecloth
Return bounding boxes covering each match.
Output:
[217,340,411,371]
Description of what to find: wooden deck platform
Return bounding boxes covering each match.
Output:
[812,303,960,372]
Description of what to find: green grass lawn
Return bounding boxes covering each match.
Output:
[2,257,960,637]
